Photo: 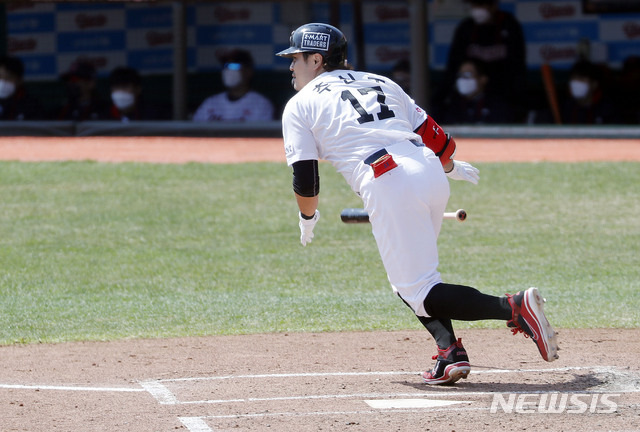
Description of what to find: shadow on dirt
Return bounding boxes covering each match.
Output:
[394,371,609,393]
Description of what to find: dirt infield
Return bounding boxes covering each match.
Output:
[0,136,639,163]
[1,136,639,432]
[1,330,639,431]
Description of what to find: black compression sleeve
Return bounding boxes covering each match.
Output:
[292,159,319,197]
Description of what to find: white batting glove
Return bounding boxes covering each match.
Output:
[298,210,320,246]
[445,160,480,185]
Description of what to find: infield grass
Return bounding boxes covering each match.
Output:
[0,161,638,344]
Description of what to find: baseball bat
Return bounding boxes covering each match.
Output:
[541,63,562,125]
[340,208,467,223]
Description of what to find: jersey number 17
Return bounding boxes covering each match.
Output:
[341,86,396,124]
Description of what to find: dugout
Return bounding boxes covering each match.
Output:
[1,0,640,135]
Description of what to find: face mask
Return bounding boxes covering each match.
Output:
[569,80,589,99]
[222,68,243,88]
[111,90,135,110]
[470,7,491,24]
[0,79,16,99]
[456,77,478,96]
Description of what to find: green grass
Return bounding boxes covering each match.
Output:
[0,161,638,344]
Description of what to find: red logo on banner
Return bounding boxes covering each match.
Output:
[146,31,173,47]
[7,37,37,53]
[214,7,250,23]
[375,5,409,21]
[539,3,576,19]
[76,13,108,30]
[540,45,576,61]
[623,22,640,39]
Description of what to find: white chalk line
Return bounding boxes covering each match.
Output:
[179,405,633,424]
[1,365,636,432]
[0,383,144,393]
[1,365,632,400]
[181,400,640,432]
[178,396,640,432]
[179,407,492,432]
[181,406,490,421]
[179,401,640,432]
[139,380,181,404]
[179,417,215,432]
[154,365,615,383]
[141,365,640,407]
[153,388,640,407]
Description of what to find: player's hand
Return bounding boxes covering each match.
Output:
[298,210,320,246]
[445,160,479,185]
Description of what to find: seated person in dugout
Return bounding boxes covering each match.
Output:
[192,49,274,122]
[559,60,616,125]
[432,58,514,124]
[0,55,45,120]
[57,60,109,121]
[106,66,170,121]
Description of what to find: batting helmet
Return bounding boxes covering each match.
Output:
[276,23,347,68]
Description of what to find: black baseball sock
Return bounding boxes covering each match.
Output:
[415,315,457,350]
[398,293,458,349]
[424,283,512,321]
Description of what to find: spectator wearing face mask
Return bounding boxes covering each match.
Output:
[560,60,616,125]
[106,66,169,122]
[0,55,45,120]
[436,0,526,122]
[192,49,274,122]
[57,60,108,121]
[435,58,513,125]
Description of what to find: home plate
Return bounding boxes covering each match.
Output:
[365,399,470,409]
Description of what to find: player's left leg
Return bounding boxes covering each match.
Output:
[424,283,512,321]
[424,284,559,362]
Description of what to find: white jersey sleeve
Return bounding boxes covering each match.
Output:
[410,102,429,131]
[282,97,320,166]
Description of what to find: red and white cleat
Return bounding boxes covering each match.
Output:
[422,338,471,385]
[507,287,559,362]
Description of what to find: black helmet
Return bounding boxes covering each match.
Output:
[276,23,347,68]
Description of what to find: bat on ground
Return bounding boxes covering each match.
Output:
[340,208,467,223]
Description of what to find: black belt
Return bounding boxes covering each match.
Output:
[364,148,388,165]
[364,141,425,165]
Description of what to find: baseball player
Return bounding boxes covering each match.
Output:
[277,23,558,385]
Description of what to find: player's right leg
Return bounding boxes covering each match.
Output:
[422,337,470,385]
[410,314,470,385]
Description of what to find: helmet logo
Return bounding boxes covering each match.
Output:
[301,32,330,51]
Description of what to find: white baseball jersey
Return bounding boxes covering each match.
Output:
[193,91,274,122]
[282,70,450,317]
[283,70,427,190]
